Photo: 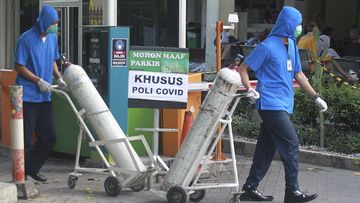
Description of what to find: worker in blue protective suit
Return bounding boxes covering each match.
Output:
[14,5,68,182]
[238,6,327,202]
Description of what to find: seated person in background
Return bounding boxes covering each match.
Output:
[321,26,340,53]
[298,21,319,72]
[321,27,334,41]
[319,35,341,59]
[319,35,357,82]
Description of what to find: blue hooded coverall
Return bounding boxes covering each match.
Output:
[243,6,303,191]
[14,5,59,175]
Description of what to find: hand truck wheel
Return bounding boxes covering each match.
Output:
[189,189,205,202]
[67,175,78,189]
[104,176,121,197]
[167,186,188,203]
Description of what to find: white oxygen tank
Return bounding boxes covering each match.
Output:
[62,63,146,172]
[161,68,241,190]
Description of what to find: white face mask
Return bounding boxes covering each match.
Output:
[294,25,302,38]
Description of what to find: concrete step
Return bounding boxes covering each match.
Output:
[0,182,17,203]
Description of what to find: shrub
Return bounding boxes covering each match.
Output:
[233,83,360,154]
[293,82,360,131]
[294,123,319,145]
[232,114,260,139]
[322,83,360,130]
[293,90,318,125]
[294,123,360,154]
[293,83,360,154]
[324,128,360,154]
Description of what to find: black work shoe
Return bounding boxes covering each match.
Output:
[26,173,47,182]
[239,184,274,201]
[284,189,318,203]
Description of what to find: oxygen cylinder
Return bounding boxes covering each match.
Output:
[161,68,241,190]
[62,63,146,172]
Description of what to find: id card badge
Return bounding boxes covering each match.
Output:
[287,59,292,71]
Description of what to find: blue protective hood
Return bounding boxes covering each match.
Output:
[36,5,59,33]
[269,6,302,69]
[269,6,302,39]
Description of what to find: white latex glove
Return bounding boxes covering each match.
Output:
[315,97,328,112]
[246,88,260,102]
[57,77,68,91]
[37,78,52,92]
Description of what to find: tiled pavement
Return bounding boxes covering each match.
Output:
[1,145,360,203]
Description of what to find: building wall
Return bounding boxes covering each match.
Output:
[219,0,235,22]
[204,0,219,72]
[306,0,358,39]
[325,0,357,39]
[0,1,6,69]
[0,0,19,70]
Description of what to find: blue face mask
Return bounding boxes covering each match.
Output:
[46,24,58,35]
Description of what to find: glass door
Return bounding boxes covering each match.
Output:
[57,7,79,67]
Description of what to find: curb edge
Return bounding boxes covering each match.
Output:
[222,138,360,171]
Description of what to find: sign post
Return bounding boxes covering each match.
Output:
[129,46,189,189]
[213,21,228,161]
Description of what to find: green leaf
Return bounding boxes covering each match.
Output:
[312,26,321,43]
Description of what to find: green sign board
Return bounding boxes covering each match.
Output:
[129,46,189,74]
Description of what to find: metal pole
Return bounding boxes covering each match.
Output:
[153,109,160,159]
[9,85,39,199]
[103,0,117,26]
[320,112,324,148]
[179,0,186,48]
[148,109,160,189]
[9,85,24,185]
[216,21,223,72]
[214,20,227,161]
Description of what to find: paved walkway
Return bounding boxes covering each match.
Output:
[1,145,359,203]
